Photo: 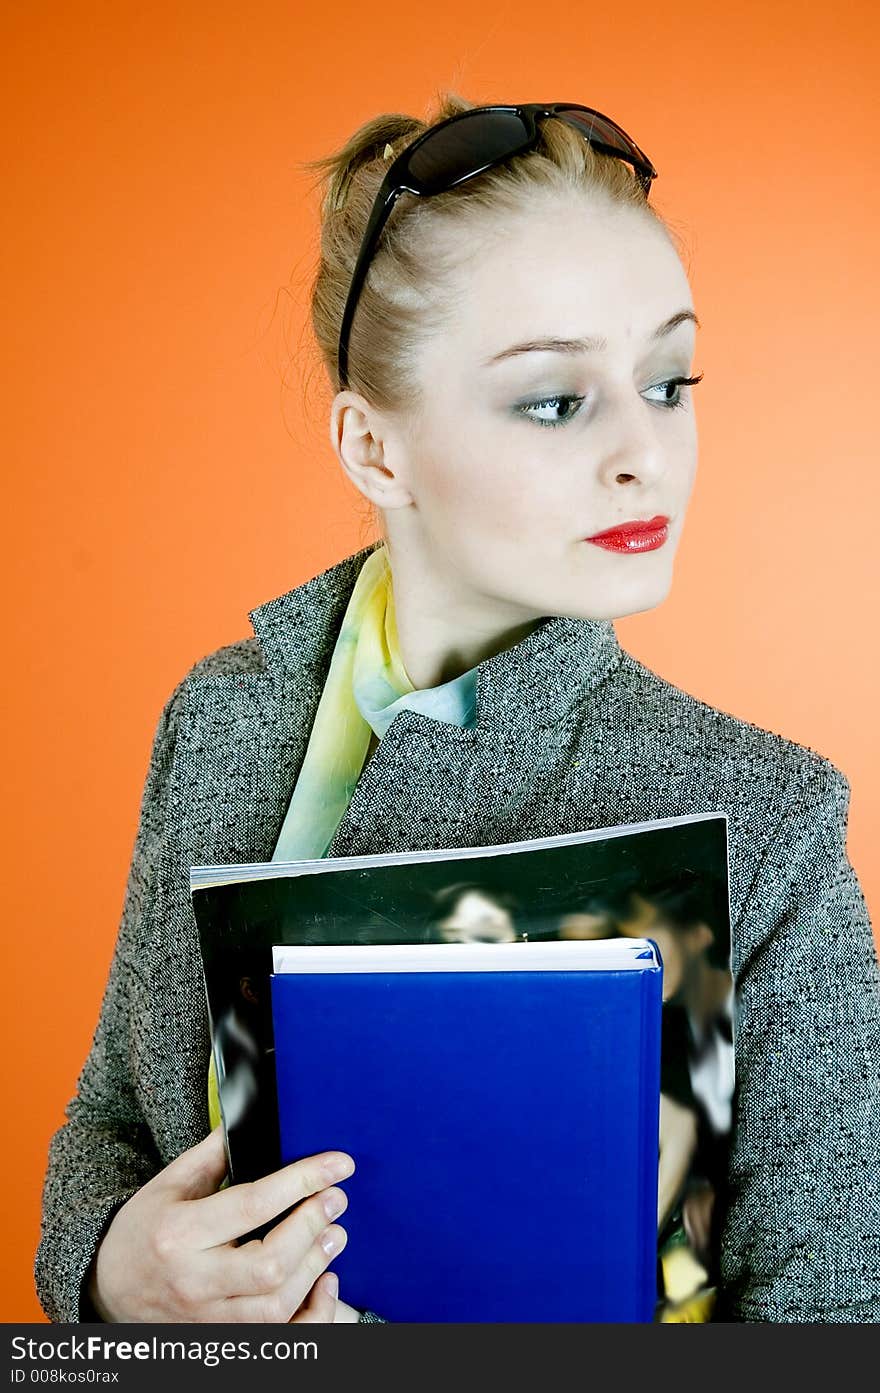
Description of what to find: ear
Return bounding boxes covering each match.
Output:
[329,391,414,509]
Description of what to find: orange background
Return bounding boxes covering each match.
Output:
[3,0,878,1321]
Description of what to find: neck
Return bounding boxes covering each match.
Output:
[381,538,542,690]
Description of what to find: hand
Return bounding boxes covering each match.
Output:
[86,1125,354,1322]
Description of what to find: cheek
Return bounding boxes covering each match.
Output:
[680,424,698,491]
[407,402,587,561]
[415,436,541,536]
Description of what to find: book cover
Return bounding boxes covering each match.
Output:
[190,811,732,1320]
[269,938,662,1322]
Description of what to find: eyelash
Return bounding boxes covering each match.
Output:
[517,373,705,429]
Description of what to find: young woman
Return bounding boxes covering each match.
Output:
[35,95,880,1325]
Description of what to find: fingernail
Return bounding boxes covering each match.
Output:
[323,1188,347,1220]
[322,1154,354,1182]
[321,1226,345,1256]
[323,1271,339,1299]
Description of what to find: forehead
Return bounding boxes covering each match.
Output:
[443,198,692,350]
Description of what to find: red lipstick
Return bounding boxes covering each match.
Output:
[583,515,669,553]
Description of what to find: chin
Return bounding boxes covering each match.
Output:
[609,597,668,621]
[555,569,672,623]
[610,578,673,620]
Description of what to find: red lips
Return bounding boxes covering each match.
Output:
[583,515,670,554]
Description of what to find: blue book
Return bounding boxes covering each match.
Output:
[270,938,663,1323]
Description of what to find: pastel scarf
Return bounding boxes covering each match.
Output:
[207,542,477,1129]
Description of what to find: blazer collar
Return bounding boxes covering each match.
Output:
[247,540,623,736]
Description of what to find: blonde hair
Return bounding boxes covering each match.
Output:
[301,92,678,412]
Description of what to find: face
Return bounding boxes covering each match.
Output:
[436,889,517,943]
[344,195,700,630]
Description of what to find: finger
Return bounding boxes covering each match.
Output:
[291,1272,339,1324]
[193,1188,349,1301]
[154,1125,229,1203]
[186,1151,354,1250]
[260,1185,349,1275]
[225,1225,348,1323]
[332,1298,363,1323]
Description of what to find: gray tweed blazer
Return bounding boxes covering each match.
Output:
[35,539,880,1323]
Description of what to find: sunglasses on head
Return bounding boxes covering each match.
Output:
[336,102,658,389]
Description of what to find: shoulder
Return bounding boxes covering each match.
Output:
[147,639,268,754]
[181,637,267,684]
[611,648,850,806]
[162,636,267,703]
[147,544,360,735]
[157,543,379,714]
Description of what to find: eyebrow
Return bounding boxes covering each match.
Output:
[482,309,700,366]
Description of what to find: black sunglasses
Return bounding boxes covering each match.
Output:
[336,102,658,389]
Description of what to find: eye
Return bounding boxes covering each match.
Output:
[643,373,705,410]
[515,394,586,429]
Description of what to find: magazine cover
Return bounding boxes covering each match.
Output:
[191,809,731,1322]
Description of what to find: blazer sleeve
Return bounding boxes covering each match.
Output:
[34,678,188,1323]
[716,763,880,1322]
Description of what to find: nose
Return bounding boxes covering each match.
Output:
[597,392,669,490]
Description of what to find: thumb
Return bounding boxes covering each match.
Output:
[159,1124,229,1202]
